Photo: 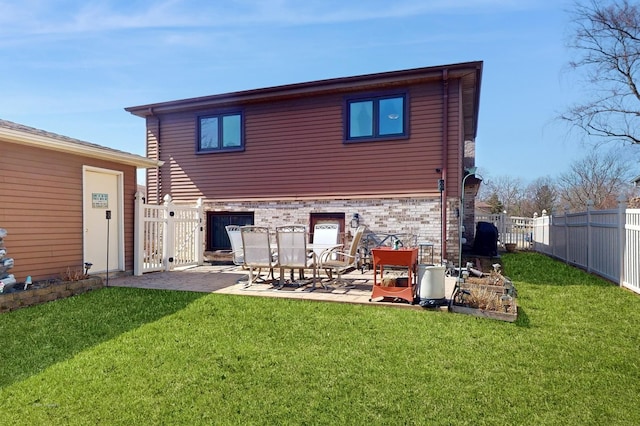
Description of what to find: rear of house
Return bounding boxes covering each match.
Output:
[0,120,160,282]
[126,61,483,263]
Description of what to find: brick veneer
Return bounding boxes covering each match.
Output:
[204,195,463,263]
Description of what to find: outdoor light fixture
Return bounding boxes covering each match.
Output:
[350,213,360,228]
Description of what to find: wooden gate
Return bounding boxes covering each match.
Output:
[134,193,204,275]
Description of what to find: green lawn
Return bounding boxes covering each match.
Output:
[0,252,638,425]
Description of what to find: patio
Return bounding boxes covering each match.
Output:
[108,264,457,310]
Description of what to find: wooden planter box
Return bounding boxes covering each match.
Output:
[0,276,103,313]
[449,282,518,322]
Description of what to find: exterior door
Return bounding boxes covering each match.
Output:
[83,167,123,273]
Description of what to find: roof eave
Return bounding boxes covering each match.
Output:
[0,127,162,168]
[126,61,483,131]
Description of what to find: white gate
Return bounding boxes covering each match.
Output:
[134,193,204,275]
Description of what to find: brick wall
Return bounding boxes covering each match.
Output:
[204,195,462,263]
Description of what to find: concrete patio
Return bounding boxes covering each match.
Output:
[108,264,457,311]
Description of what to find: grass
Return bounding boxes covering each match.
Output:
[0,252,639,425]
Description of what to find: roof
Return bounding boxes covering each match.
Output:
[126,61,483,141]
[633,175,640,186]
[0,119,161,168]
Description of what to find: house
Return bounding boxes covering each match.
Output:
[125,61,483,263]
[0,119,161,281]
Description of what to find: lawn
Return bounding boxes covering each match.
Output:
[0,252,639,425]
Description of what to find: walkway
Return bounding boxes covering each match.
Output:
[108,264,456,310]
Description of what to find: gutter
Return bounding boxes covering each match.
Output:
[441,69,449,262]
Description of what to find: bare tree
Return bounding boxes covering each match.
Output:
[480,175,525,216]
[556,149,635,210]
[523,177,559,216]
[563,0,640,144]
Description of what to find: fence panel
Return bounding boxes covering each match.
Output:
[532,201,639,291]
[171,201,203,269]
[590,209,621,282]
[566,211,588,269]
[134,193,203,275]
[476,213,533,249]
[532,214,551,255]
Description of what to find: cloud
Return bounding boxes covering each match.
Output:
[0,0,541,38]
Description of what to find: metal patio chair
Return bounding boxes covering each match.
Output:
[225,225,245,266]
[276,225,316,289]
[240,226,277,286]
[318,225,365,288]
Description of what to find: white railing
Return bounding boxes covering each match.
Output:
[134,193,204,275]
[532,199,640,294]
[476,213,534,249]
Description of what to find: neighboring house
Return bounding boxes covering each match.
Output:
[126,61,483,263]
[0,119,161,281]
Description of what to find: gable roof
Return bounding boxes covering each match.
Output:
[0,119,161,168]
[125,61,483,142]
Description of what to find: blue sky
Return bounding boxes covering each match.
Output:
[2,0,636,184]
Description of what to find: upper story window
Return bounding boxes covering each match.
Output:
[198,112,244,152]
[346,94,407,142]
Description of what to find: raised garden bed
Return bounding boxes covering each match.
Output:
[449,273,518,322]
[0,276,103,313]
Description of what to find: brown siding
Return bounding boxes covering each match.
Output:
[0,141,137,281]
[146,116,161,204]
[149,78,463,202]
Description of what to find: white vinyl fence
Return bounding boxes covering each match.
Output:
[134,193,204,275]
[532,199,640,294]
[476,213,534,249]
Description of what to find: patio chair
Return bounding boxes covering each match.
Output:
[240,226,277,286]
[276,225,316,289]
[318,225,365,288]
[311,222,340,261]
[225,225,245,266]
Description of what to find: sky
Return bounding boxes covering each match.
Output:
[1,0,638,185]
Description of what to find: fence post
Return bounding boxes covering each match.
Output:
[163,194,174,272]
[618,195,627,287]
[134,191,145,276]
[196,197,204,266]
[532,212,538,250]
[564,206,570,263]
[586,200,594,273]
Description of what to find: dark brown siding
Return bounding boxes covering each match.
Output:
[0,142,137,281]
[149,79,463,202]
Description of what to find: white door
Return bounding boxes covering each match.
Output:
[83,167,123,273]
